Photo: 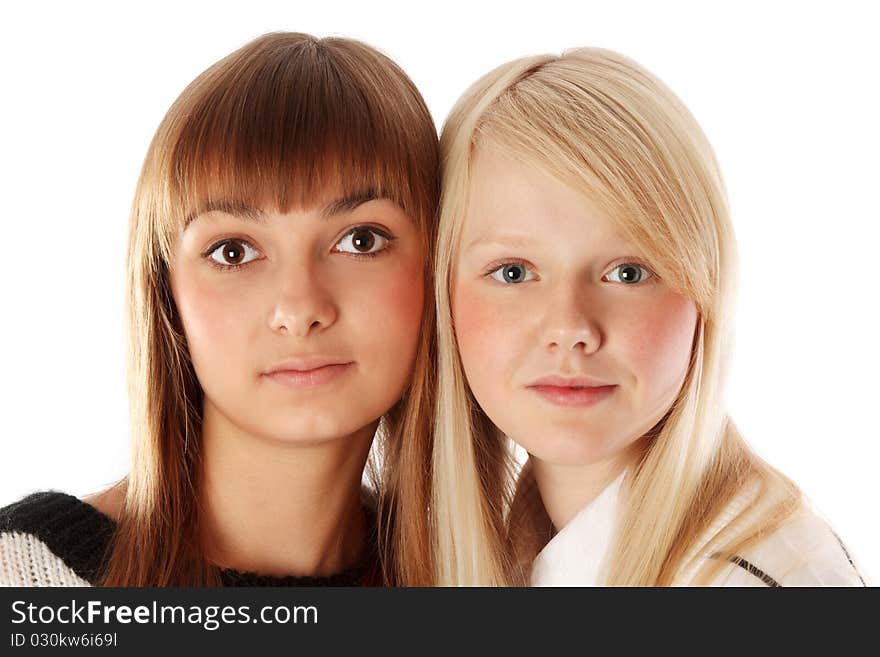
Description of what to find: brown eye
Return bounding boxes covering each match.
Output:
[207,239,259,267]
[334,227,391,255]
[351,229,375,252]
[223,241,244,263]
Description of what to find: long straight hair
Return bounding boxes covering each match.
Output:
[433,48,801,586]
[102,32,439,586]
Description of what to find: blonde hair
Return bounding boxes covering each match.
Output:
[103,32,439,586]
[433,48,801,586]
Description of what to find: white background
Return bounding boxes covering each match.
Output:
[1,1,877,583]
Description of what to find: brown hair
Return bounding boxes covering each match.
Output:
[102,32,438,585]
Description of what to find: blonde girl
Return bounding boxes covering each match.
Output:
[0,32,437,586]
[433,48,865,586]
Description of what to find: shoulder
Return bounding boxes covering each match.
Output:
[702,484,866,587]
[727,507,865,587]
[0,491,115,586]
[82,485,124,522]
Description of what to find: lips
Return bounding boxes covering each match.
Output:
[526,375,616,408]
[263,358,354,389]
[528,374,612,388]
[266,356,353,373]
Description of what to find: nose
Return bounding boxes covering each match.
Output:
[539,280,602,355]
[268,260,338,337]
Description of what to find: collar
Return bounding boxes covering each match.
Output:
[529,471,765,586]
[530,469,627,586]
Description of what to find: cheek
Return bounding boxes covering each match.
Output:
[172,271,261,390]
[171,271,259,359]
[623,292,698,397]
[452,281,520,386]
[342,258,425,356]
[379,272,424,344]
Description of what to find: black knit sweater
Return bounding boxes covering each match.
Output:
[0,491,379,586]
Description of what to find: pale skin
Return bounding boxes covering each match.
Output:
[87,188,424,577]
[452,145,698,531]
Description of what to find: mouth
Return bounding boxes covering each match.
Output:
[526,383,617,408]
[263,362,354,389]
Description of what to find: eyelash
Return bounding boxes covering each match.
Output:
[334,226,397,259]
[481,260,656,284]
[482,259,535,281]
[604,261,655,285]
[201,237,260,272]
[201,226,397,272]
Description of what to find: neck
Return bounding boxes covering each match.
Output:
[198,400,376,577]
[532,447,638,532]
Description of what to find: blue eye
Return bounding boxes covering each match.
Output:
[334,227,392,255]
[605,263,653,284]
[207,239,261,267]
[489,263,537,284]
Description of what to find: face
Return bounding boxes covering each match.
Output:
[452,146,698,468]
[170,189,425,445]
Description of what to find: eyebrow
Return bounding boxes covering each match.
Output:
[462,233,539,253]
[184,190,386,229]
[321,189,384,219]
[184,201,268,229]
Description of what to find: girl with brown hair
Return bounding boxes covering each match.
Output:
[0,31,438,586]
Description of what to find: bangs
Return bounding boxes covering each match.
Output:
[473,63,720,309]
[153,34,437,236]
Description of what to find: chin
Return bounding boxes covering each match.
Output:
[525,428,621,468]
[256,415,371,446]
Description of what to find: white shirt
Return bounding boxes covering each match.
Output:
[531,472,866,587]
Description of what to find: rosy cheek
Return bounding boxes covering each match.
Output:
[625,292,697,394]
[370,267,424,343]
[338,252,424,339]
[452,281,510,378]
[172,272,254,356]
[396,260,426,318]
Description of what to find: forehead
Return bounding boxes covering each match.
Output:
[461,145,628,252]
